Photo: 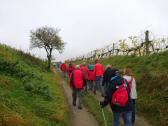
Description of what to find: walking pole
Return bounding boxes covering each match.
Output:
[101,108,108,126]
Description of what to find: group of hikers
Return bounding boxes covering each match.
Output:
[57,59,137,126]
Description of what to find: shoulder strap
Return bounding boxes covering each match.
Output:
[129,77,133,83]
[111,76,118,81]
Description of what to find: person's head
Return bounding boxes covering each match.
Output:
[95,59,99,64]
[82,62,86,66]
[118,69,124,76]
[75,65,80,69]
[113,68,119,76]
[123,66,134,76]
[106,64,111,69]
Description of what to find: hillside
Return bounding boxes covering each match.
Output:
[102,52,168,126]
[75,51,168,126]
[0,44,71,126]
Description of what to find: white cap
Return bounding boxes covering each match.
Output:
[76,65,80,69]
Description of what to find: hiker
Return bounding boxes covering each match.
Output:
[67,63,75,78]
[123,67,137,125]
[80,62,89,93]
[53,62,56,73]
[102,64,116,95]
[100,69,133,126]
[57,62,61,71]
[70,65,86,109]
[88,64,95,91]
[94,59,105,96]
[61,62,67,78]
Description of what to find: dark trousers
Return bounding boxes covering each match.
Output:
[72,88,84,107]
[113,111,132,126]
[88,80,94,91]
[132,99,136,125]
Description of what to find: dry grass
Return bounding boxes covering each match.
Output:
[2,114,24,126]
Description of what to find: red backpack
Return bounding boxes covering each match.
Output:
[112,80,129,107]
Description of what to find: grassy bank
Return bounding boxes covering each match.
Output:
[0,44,71,126]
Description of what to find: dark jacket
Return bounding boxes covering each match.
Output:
[102,75,133,112]
[102,67,116,86]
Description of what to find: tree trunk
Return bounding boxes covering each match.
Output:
[138,48,141,56]
[47,55,51,70]
[47,49,52,71]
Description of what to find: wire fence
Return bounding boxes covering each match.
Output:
[67,30,168,61]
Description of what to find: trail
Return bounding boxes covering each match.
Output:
[94,92,152,126]
[60,77,99,126]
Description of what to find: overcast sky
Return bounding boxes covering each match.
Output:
[0,0,168,61]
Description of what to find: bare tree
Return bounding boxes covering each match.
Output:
[119,39,128,55]
[30,26,65,70]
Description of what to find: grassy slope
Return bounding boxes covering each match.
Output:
[75,51,168,126]
[0,44,71,126]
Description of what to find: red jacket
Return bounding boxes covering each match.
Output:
[67,65,75,77]
[70,69,85,89]
[94,63,104,77]
[61,63,67,72]
[80,65,89,80]
[88,70,95,81]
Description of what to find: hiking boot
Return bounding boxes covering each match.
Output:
[101,94,105,97]
[78,106,82,110]
[72,102,76,106]
[93,90,96,95]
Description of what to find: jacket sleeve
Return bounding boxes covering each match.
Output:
[102,70,107,86]
[93,65,96,76]
[131,78,137,99]
[101,78,116,107]
[83,74,86,87]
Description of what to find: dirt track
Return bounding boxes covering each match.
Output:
[61,78,99,126]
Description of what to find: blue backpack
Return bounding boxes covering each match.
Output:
[88,64,94,71]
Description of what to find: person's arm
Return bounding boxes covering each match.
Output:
[93,64,96,76]
[70,72,74,88]
[67,67,69,73]
[83,73,86,87]
[102,69,107,86]
[100,78,116,108]
[132,78,137,99]
[60,65,63,71]
[102,65,105,74]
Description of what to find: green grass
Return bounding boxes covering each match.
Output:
[84,93,113,126]
[0,43,71,126]
[73,51,168,126]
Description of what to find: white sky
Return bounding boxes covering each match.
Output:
[0,0,168,61]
